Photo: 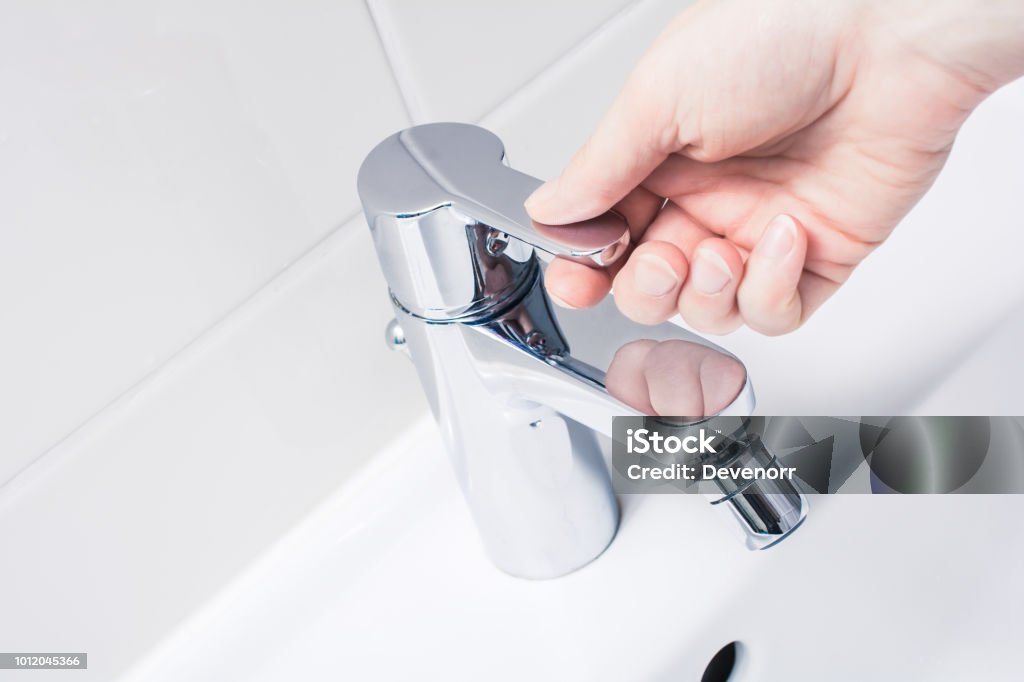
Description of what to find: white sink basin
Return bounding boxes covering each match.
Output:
[126,419,1024,681]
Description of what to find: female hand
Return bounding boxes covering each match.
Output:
[526,0,1024,335]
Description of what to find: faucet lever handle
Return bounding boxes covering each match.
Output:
[456,166,630,267]
[358,122,630,267]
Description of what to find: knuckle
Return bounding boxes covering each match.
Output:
[678,301,738,336]
[615,294,670,326]
[744,312,801,337]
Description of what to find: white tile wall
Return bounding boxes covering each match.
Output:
[484,0,686,179]
[1,1,1023,679]
[0,0,408,482]
[367,0,633,123]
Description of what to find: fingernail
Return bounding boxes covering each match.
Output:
[760,214,797,258]
[525,180,558,212]
[634,254,679,297]
[691,249,732,294]
[548,291,577,309]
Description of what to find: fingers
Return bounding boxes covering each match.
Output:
[543,187,663,309]
[524,65,675,225]
[631,202,746,332]
[606,202,698,324]
[737,214,808,335]
[611,241,688,325]
[606,339,747,417]
[677,238,744,334]
[611,234,746,334]
[544,199,815,334]
[544,257,613,309]
[606,211,810,334]
[615,185,665,242]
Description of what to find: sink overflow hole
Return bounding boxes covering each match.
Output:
[701,642,740,682]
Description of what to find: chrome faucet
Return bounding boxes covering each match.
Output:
[358,123,806,579]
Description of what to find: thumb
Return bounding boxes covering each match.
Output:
[525,61,676,225]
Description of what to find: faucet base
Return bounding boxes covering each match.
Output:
[394,306,621,580]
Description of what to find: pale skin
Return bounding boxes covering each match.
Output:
[529,0,1024,415]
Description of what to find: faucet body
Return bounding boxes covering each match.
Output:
[359,123,804,579]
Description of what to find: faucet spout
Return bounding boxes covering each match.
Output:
[463,270,806,553]
[465,273,757,436]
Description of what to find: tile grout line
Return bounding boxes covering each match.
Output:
[364,0,426,124]
[479,0,653,129]
[0,213,366,499]
[475,0,649,127]
[2,0,425,496]
[3,0,654,494]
